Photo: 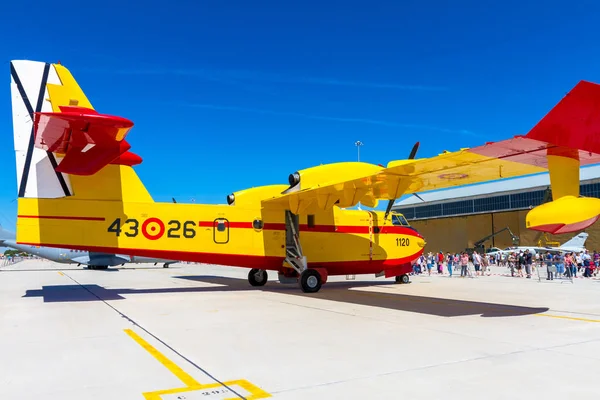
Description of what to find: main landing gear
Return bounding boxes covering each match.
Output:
[247,211,327,293]
[283,211,326,293]
[248,268,268,286]
[395,274,410,284]
[299,269,322,293]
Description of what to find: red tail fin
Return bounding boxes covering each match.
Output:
[526,80,600,155]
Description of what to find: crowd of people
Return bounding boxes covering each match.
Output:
[411,249,600,280]
[412,251,490,277]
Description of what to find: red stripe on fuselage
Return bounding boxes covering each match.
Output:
[17,215,106,221]
[16,242,423,275]
[198,220,417,235]
[17,215,417,235]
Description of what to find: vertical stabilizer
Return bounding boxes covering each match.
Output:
[560,232,589,249]
[10,61,73,198]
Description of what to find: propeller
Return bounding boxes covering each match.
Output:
[413,193,425,202]
[383,141,420,223]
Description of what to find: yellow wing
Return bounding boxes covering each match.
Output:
[261,137,548,214]
[263,139,600,215]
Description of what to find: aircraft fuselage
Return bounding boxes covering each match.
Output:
[17,199,425,277]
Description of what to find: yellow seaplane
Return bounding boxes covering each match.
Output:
[9,60,600,292]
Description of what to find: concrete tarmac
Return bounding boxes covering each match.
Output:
[1,259,600,399]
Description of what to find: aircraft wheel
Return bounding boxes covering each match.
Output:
[395,274,410,284]
[248,268,268,286]
[95,265,108,270]
[163,263,169,268]
[299,269,322,293]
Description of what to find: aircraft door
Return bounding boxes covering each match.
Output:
[213,218,229,244]
[367,211,381,258]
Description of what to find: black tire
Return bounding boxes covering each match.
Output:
[299,269,322,293]
[96,265,108,270]
[163,263,170,268]
[248,268,268,286]
[395,274,410,284]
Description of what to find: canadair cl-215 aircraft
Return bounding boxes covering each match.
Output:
[9,60,600,292]
[0,225,178,269]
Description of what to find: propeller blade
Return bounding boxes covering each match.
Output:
[172,197,177,203]
[383,142,420,223]
[408,141,420,159]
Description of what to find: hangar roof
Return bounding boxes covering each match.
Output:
[394,163,600,207]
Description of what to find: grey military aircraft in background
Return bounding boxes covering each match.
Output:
[0,225,178,269]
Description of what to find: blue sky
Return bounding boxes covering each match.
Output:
[1,0,600,230]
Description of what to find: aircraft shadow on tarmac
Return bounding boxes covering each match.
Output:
[22,275,549,318]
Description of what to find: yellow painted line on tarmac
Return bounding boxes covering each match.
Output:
[535,314,600,323]
[124,329,271,399]
[57,272,64,276]
[125,329,200,387]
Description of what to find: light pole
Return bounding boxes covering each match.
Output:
[354,141,363,210]
[355,140,363,162]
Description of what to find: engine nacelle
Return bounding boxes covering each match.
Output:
[526,196,600,234]
[227,185,289,206]
[285,162,384,193]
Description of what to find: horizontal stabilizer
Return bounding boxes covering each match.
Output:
[33,106,136,175]
[110,151,143,167]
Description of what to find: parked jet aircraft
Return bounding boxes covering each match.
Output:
[9,60,600,292]
[487,232,589,256]
[0,225,177,269]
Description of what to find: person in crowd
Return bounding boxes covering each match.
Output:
[426,252,434,276]
[557,252,565,277]
[446,252,453,277]
[460,252,469,277]
[517,251,525,277]
[576,252,583,274]
[524,249,533,279]
[564,252,573,277]
[545,251,554,280]
[472,251,481,275]
[508,252,516,276]
[583,250,593,277]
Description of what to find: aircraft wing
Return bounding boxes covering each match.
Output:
[262,80,600,214]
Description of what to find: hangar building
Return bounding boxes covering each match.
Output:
[392,164,600,253]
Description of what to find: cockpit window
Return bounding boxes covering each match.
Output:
[392,214,409,226]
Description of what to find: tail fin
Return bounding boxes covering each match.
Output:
[10,60,152,202]
[560,232,589,249]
